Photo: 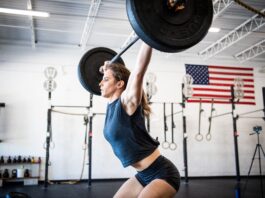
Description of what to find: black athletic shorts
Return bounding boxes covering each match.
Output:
[135,155,180,192]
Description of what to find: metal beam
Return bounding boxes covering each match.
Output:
[79,0,101,50]
[234,39,265,62]
[212,0,234,21]
[198,8,265,60]
[27,0,36,49]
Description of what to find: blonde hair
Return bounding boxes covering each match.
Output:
[105,63,151,117]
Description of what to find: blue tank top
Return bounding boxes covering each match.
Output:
[103,98,160,167]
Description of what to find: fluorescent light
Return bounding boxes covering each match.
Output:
[0,8,50,17]
[209,27,220,33]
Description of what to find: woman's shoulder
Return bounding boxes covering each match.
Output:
[120,94,140,116]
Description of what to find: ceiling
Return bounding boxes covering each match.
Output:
[0,0,264,65]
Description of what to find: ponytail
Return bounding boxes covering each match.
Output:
[142,91,151,117]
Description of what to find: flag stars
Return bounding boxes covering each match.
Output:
[185,64,209,85]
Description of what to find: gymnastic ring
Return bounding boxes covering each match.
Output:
[43,141,55,149]
[169,143,177,150]
[50,141,55,149]
[162,141,170,149]
[195,133,203,141]
[206,133,212,141]
[82,144,88,150]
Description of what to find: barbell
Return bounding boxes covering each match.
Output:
[78,0,213,95]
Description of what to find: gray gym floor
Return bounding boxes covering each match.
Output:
[0,177,263,198]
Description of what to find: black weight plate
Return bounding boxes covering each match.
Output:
[78,47,125,95]
[126,0,213,53]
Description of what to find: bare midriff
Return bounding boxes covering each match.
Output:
[132,149,161,171]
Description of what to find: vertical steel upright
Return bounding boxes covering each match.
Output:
[231,85,241,182]
[88,94,93,186]
[182,83,188,183]
[44,92,52,188]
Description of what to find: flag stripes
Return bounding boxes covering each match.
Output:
[185,64,255,105]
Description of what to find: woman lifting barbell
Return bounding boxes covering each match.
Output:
[99,41,180,198]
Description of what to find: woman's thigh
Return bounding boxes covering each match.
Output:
[113,176,144,198]
[138,179,177,198]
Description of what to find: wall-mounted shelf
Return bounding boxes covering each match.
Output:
[1,176,39,181]
[0,162,40,166]
[0,157,41,187]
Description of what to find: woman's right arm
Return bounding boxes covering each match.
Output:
[121,42,152,115]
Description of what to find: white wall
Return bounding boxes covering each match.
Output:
[0,44,265,181]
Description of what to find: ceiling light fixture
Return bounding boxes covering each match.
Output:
[209,27,220,33]
[0,8,50,17]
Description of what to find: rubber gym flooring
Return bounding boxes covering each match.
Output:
[0,177,263,198]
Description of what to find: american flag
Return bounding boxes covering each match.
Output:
[185,64,255,105]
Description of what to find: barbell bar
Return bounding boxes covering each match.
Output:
[110,33,140,64]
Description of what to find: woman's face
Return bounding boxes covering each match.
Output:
[99,69,120,98]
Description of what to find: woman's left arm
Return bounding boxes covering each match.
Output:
[121,42,152,115]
